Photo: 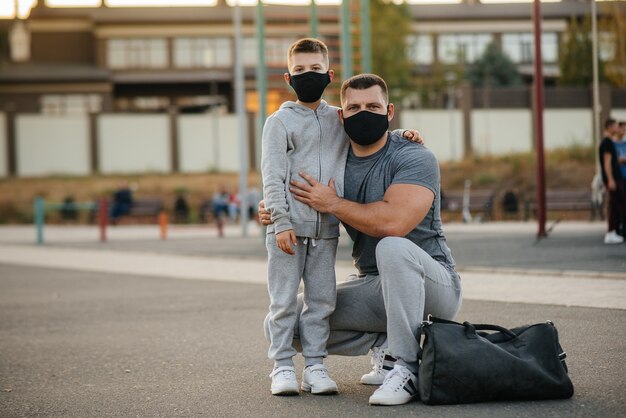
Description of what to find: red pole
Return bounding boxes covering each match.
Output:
[159,211,167,240]
[98,198,107,242]
[533,0,547,239]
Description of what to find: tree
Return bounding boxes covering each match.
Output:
[558,16,605,86]
[600,2,626,87]
[369,0,414,103]
[466,42,521,87]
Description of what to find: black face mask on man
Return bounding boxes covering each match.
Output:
[289,71,331,103]
[342,108,390,146]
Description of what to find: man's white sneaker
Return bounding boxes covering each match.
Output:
[360,347,396,385]
[604,231,624,244]
[301,364,338,395]
[368,364,418,406]
[270,366,299,396]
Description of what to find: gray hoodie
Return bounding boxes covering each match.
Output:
[261,100,347,239]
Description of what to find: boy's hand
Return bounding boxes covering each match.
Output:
[276,229,297,255]
[258,200,272,225]
[403,129,424,145]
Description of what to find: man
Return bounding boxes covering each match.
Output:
[260,73,462,406]
[599,118,626,244]
[613,121,626,236]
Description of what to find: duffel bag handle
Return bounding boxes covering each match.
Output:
[466,322,518,339]
[463,322,525,348]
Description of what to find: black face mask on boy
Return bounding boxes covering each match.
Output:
[289,71,331,103]
[342,108,390,146]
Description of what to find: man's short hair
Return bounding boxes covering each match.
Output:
[605,117,617,129]
[288,38,329,68]
[340,74,389,105]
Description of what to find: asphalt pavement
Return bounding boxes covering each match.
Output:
[0,221,624,417]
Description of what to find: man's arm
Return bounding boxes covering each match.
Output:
[289,173,433,238]
[603,152,616,191]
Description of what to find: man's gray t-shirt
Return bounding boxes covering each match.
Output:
[343,131,457,277]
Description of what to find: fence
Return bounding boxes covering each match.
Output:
[2,106,626,177]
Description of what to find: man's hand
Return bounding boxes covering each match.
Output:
[290,172,340,213]
[276,229,297,255]
[608,178,616,192]
[258,200,271,225]
[403,129,424,145]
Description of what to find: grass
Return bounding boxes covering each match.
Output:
[0,146,597,223]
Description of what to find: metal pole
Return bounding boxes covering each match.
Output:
[311,0,319,39]
[340,0,353,79]
[591,0,601,174]
[211,82,220,171]
[233,2,249,236]
[256,0,267,141]
[34,196,45,245]
[359,0,371,73]
[532,0,547,239]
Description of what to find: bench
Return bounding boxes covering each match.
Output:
[117,198,164,224]
[89,198,164,224]
[442,189,496,221]
[524,189,593,220]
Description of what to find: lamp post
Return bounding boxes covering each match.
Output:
[340,0,353,79]
[590,0,601,174]
[532,0,547,239]
[233,1,249,236]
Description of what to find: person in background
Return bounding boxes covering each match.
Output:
[110,181,133,224]
[599,118,626,244]
[612,121,626,236]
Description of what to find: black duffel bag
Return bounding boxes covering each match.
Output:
[418,316,574,405]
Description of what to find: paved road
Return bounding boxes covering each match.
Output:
[0,222,624,417]
[1,264,625,418]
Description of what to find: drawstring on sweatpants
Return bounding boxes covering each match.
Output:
[302,237,317,247]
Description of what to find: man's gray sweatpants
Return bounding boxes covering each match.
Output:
[265,234,338,368]
[264,236,462,373]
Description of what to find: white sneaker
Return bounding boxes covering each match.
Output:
[360,347,396,385]
[368,364,418,406]
[301,364,338,395]
[270,366,299,396]
[604,231,624,244]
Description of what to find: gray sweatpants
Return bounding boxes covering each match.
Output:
[264,236,462,373]
[265,234,338,368]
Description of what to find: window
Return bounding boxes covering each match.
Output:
[41,94,102,115]
[266,38,297,67]
[173,37,232,68]
[438,33,492,64]
[241,37,294,68]
[406,34,433,65]
[106,38,168,69]
[502,32,558,64]
[242,37,258,67]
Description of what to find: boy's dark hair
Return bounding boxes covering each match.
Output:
[604,117,617,130]
[340,74,389,105]
[288,38,329,68]
[619,121,626,127]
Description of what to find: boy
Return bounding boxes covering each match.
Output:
[262,39,419,396]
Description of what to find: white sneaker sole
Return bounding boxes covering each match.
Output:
[360,374,386,385]
[369,393,415,406]
[271,385,300,396]
[301,382,338,395]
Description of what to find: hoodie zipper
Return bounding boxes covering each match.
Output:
[314,108,322,239]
